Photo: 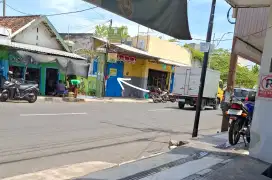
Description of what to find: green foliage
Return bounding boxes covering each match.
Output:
[94,25,129,39]
[184,44,204,62]
[209,48,259,89]
[168,39,177,42]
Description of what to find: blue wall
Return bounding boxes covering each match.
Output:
[0,60,9,79]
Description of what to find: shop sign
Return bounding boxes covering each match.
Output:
[109,68,117,76]
[162,64,167,70]
[96,47,107,53]
[107,53,118,63]
[258,74,272,98]
[118,54,136,64]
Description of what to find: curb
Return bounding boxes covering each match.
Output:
[37,97,152,103]
[37,97,86,103]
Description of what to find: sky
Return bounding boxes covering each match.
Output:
[0,0,236,50]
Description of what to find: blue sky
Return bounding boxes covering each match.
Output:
[0,0,235,49]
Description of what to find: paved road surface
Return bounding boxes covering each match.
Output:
[0,102,223,178]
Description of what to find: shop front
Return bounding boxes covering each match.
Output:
[7,53,64,96]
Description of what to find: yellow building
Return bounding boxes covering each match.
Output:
[131,35,192,66]
[92,36,191,98]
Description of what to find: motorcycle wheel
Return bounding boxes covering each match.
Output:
[0,92,8,102]
[246,128,251,143]
[228,119,242,145]
[28,92,37,103]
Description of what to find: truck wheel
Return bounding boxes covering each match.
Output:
[178,102,185,109]
[213,98,220,110]
[200,100,205,110]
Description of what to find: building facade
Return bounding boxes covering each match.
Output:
[0,16,86,96]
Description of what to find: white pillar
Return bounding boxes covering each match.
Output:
[249,5,272,163]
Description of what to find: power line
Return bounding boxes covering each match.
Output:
[5,3,97,17]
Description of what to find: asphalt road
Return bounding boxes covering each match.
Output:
[0,101,223,178]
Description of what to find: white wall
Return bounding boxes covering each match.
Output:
[249,5,272,163]
[13,22,63,50]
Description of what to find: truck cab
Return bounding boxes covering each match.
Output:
[217,80,224,103]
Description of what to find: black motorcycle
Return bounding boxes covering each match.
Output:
[0,72,39,103]
[227,93,255,146]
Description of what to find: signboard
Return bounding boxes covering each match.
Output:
[258,74,272,98]
[96,47,107,53]
[107,53,118,63]
[109,68,117,76]
[118,54,136,64]
[162,64,167,70]
[200,42,211,52]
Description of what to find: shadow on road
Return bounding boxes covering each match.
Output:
[164,106,215,111]
[100,121,188,135]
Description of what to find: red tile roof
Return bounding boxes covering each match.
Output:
[0,15,40,33]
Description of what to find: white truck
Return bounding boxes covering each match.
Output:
[172,66,221,110]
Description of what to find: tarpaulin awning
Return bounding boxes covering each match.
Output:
[17,51,90,78]
[84,0,191,40]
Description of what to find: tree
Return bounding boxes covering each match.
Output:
[94,25,129,39]
[184,44,204,62]
[209,48,259,88]
[168,39,177,42]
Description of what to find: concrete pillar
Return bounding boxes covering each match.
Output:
[221,37,238,132]
[249,5,272,163]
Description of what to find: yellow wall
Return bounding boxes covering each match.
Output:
[132,36,192,66]
[123,58,146,78]
[124,58,173,79]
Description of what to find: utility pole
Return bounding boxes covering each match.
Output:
[103,19,112,97]
[3,0,6,16]
[192,0,217,138]
[136,24,140,48]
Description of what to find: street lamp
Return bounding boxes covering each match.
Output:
[215,32,233,48]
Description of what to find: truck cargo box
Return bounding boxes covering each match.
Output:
[173,66,220,99]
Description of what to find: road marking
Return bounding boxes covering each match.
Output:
[148,109,173,112]
[20,112,88,117]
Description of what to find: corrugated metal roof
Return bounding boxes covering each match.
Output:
[93,36,190,66]
[112,43,160,59]
[159,59,188,67]
[1,40,86,60]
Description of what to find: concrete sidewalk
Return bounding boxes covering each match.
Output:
[37,96,152,103]
[3,133,270,180]
[77,133,270,180]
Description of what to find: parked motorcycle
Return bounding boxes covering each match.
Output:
[227,92,255,146]
[150,88,170,103]
[0,72,39,103]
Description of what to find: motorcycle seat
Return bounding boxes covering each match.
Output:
[19,84,35,90]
